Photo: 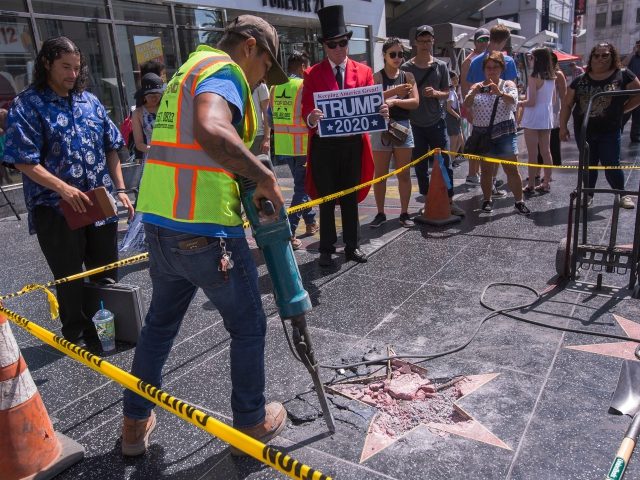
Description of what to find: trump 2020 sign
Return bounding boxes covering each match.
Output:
[314,84,386,137]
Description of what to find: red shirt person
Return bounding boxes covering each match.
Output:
[302,5,387,267]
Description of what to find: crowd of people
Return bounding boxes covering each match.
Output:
[1,4,640,460]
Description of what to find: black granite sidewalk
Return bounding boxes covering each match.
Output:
[2,135,640,479]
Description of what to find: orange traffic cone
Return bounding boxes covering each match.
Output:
[415,149,461,226]
[0,311,84,480]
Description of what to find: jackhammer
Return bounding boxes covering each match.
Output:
[238,156,336,433]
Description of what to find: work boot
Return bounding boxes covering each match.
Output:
[122,410,157,456]
[230,402,287,456]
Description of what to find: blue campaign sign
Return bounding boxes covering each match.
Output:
[314,84,387,137]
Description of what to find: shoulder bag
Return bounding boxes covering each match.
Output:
[381,70,411,147]
[464,94,500,155]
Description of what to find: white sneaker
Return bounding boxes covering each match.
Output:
[466,174,481,185]
[621,195,636,209]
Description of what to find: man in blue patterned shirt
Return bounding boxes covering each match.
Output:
[4,36,134,349]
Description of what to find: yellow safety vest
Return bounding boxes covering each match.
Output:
[271,77,308,156]
[137,45,257,226]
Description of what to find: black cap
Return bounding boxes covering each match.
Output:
[415,25,434,39]
[474,28,490,42]
[226,15,288,86]
[317,5,353,43]
[140,73,165,95]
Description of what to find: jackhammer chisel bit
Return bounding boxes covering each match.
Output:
[238,156,336,433]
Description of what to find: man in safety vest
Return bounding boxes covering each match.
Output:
[120,15,289,457]
[271,51,317,250]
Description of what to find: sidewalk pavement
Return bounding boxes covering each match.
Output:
[1,134,640,479]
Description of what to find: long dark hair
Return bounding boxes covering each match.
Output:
[531,48,556,80]
[33,36,88,93]
[586,42,622,73]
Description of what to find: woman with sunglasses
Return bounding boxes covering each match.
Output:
[370,37,419,228]
[519,48,556,194]
[560,42,640,209]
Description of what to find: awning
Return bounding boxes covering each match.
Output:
[553,50,581,62]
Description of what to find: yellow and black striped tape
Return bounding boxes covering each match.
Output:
[0,304,331,480]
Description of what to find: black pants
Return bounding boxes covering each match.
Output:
[33,206,118,341]
[310,135,362,254]
[537,127,562,166]
[623,108,640,141]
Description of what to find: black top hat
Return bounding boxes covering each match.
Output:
[317,5,353,43]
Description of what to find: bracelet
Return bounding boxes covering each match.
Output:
[115,188,127,193]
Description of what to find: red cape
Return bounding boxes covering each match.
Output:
[301,59,375,203]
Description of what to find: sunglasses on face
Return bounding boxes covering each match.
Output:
[476,38,489,43]
[592,52,611,59]
[387,51,402,59]
[326,39,349,49]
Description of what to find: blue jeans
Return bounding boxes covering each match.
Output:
[278,155,316,233]
[123,225,267,428]
[411,119,453,197]
[574,127,624,191]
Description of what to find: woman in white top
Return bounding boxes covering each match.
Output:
[519,48,556,193]
[463,51,530,215]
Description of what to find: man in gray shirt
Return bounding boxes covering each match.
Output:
[623,39,640,142]
[402,25,462,215]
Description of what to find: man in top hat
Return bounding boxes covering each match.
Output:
[302,5,388,268]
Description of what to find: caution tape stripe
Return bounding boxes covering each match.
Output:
[0,305,331,480]
[441,150,640,170]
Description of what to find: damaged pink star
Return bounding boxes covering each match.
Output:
[565,314,640,361]
[328,360,511,462]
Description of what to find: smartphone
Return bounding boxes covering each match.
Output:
[479,86,491,93]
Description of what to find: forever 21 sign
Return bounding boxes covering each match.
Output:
[261,0,324,13]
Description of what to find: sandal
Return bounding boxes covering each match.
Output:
[534,183,551,193]
[522,186,536,195]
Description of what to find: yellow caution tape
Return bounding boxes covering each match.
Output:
[0,253,149,305]
[442,150,640,170]
[0,304,331,480]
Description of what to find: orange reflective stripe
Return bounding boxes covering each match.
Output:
[151,141,203,151]
[146,159,235,178]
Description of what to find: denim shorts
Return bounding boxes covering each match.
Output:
[487,133,518,157]
[370,119,415,151]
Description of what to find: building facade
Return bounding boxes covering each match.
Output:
[0,0,385,193]
[574,0,640,59]
[481,0,575,52]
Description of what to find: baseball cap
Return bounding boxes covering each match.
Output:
[140,73,165,96]
[415,25,434,38]
[225,15,288,86]
[474,28,490,42]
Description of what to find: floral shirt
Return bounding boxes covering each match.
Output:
[3,86,124,233]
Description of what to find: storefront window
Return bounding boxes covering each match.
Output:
[31,0,107,18]
[114,24,176,113]
[178,28,223,57]
[0,16,35,186]
[2,0,27,12]
[175,7,224,29]
[348,25,370,66]
[36,19,123,121]
[111,0,171,24]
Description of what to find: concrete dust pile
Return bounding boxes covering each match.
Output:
[330,360,469,439]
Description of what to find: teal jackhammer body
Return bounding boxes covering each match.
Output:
[238,157,336,432]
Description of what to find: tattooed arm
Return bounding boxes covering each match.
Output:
[193,92,284,212]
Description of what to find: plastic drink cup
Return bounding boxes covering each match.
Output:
[92,303,115,352]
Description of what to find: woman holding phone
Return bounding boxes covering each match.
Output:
[464,51,530,215]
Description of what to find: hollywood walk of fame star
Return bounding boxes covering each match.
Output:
[565,314,640,361]
[327,360,511,462]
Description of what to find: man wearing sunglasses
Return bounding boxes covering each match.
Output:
[622,40,640,142]
[401,25,463,216]
[302,5,388,267]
